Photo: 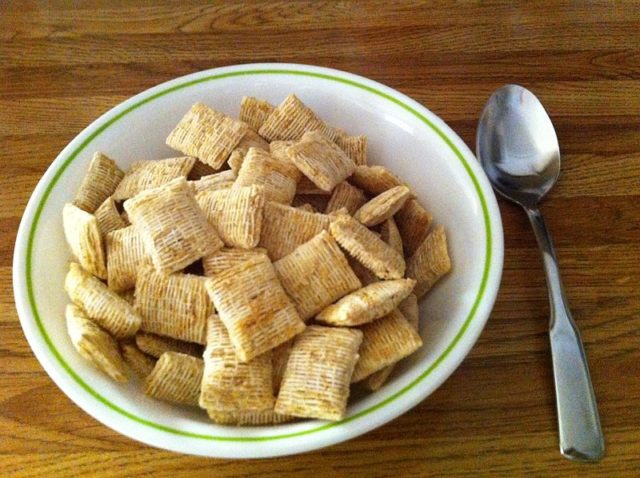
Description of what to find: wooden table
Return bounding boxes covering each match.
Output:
[1,2,639,476]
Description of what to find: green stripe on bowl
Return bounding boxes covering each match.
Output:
[25,68,492,441]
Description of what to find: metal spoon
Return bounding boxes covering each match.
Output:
[476,85,605,462]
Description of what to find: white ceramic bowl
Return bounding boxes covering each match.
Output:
[13,63,503,458]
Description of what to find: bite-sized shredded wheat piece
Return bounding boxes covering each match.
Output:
[202,248,268,277]
[329,214,405,279]
[350,165,407,196]
[295,175,331,195]
[207,409,293,426]
[258,94,337,142]
[271,340,293,394]
[379,217,404,256]
[287,131,355,192]
[66,304,128,382]
[363,295,420,389]
[65,263,141,338]
[235,128,270,153]
[135,332,203,358]
[336,134,367,166]
[199,315,274,412]
[73,152,124,213]
[347,254,380,286]
[364,363,395,391]
[123,177,223,273]
[120,342,156,378]
[205,254,305,362]
[227,149,246,175]
[240,96,274,132]
[354,185,411,226]
[407,225,451,298]
[106,225,152,292]
[351,309,422,382]
[234,148,300,204]
[94,196,127,237]
[395,198,433,257]
[62,203,107,279]
[398,293,419,330]
[259,201,331,260]
[135,266,211,344]
[112,157,195,200]
[274,231,361,321]
[275,326,362,421]
[269,140,296,162]
[143,352,204,406]
[197,185,264,248]
[189,170,236,194]
[325,181,367,215]
[166,103,248,169]
[316,278,416,326]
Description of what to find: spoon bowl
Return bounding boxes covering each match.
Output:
[477,84,561,208]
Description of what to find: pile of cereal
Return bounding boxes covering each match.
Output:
[62,94,451,425]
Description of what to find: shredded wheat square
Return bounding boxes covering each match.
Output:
[274,231,361,321]
[123,177,223,273]
[275,326,362,421]
[166,103,248,169]
[205,253,305,362]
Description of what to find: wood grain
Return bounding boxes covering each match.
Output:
[1,1,639,476]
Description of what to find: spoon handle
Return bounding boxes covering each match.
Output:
[525,207,604,462]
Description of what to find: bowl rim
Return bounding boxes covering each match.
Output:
[12,62,503,458]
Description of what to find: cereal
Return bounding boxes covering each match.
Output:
[275,326,362,421]
[135,332,203,359]
[240,96,274,132]
[259,201,330,260]
[65,263,141,338]
[197,185,265,248]
[379,217,404,256]
[199,315,275,412]
[123,177,223,273]
[258,94,337,142]
[329,214,405,279]
[106,225,151,292]
[120,342,156,378]
[113,156,195,200]
[325,181,367,215]
[351,309,422,382]
[316,278,416,327]
[143,352,204,406]
[205,253,305,362]
[354,185,411,227]
[66,304,128,382]
[189,169,236,194]
[73,152,124,213]
[336,134,367,166]
[287,131,355,192]
[62,203,107,279]
[166,103,248,169]
[94,196,127,237]
[349,165,407,196]
[406,225,451,298]
[64,96,449,424]
[135,266,211,344]
[202,247,269,277]
[234,148,300,204]
[395,198,433,257]
[274,231,361,321]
